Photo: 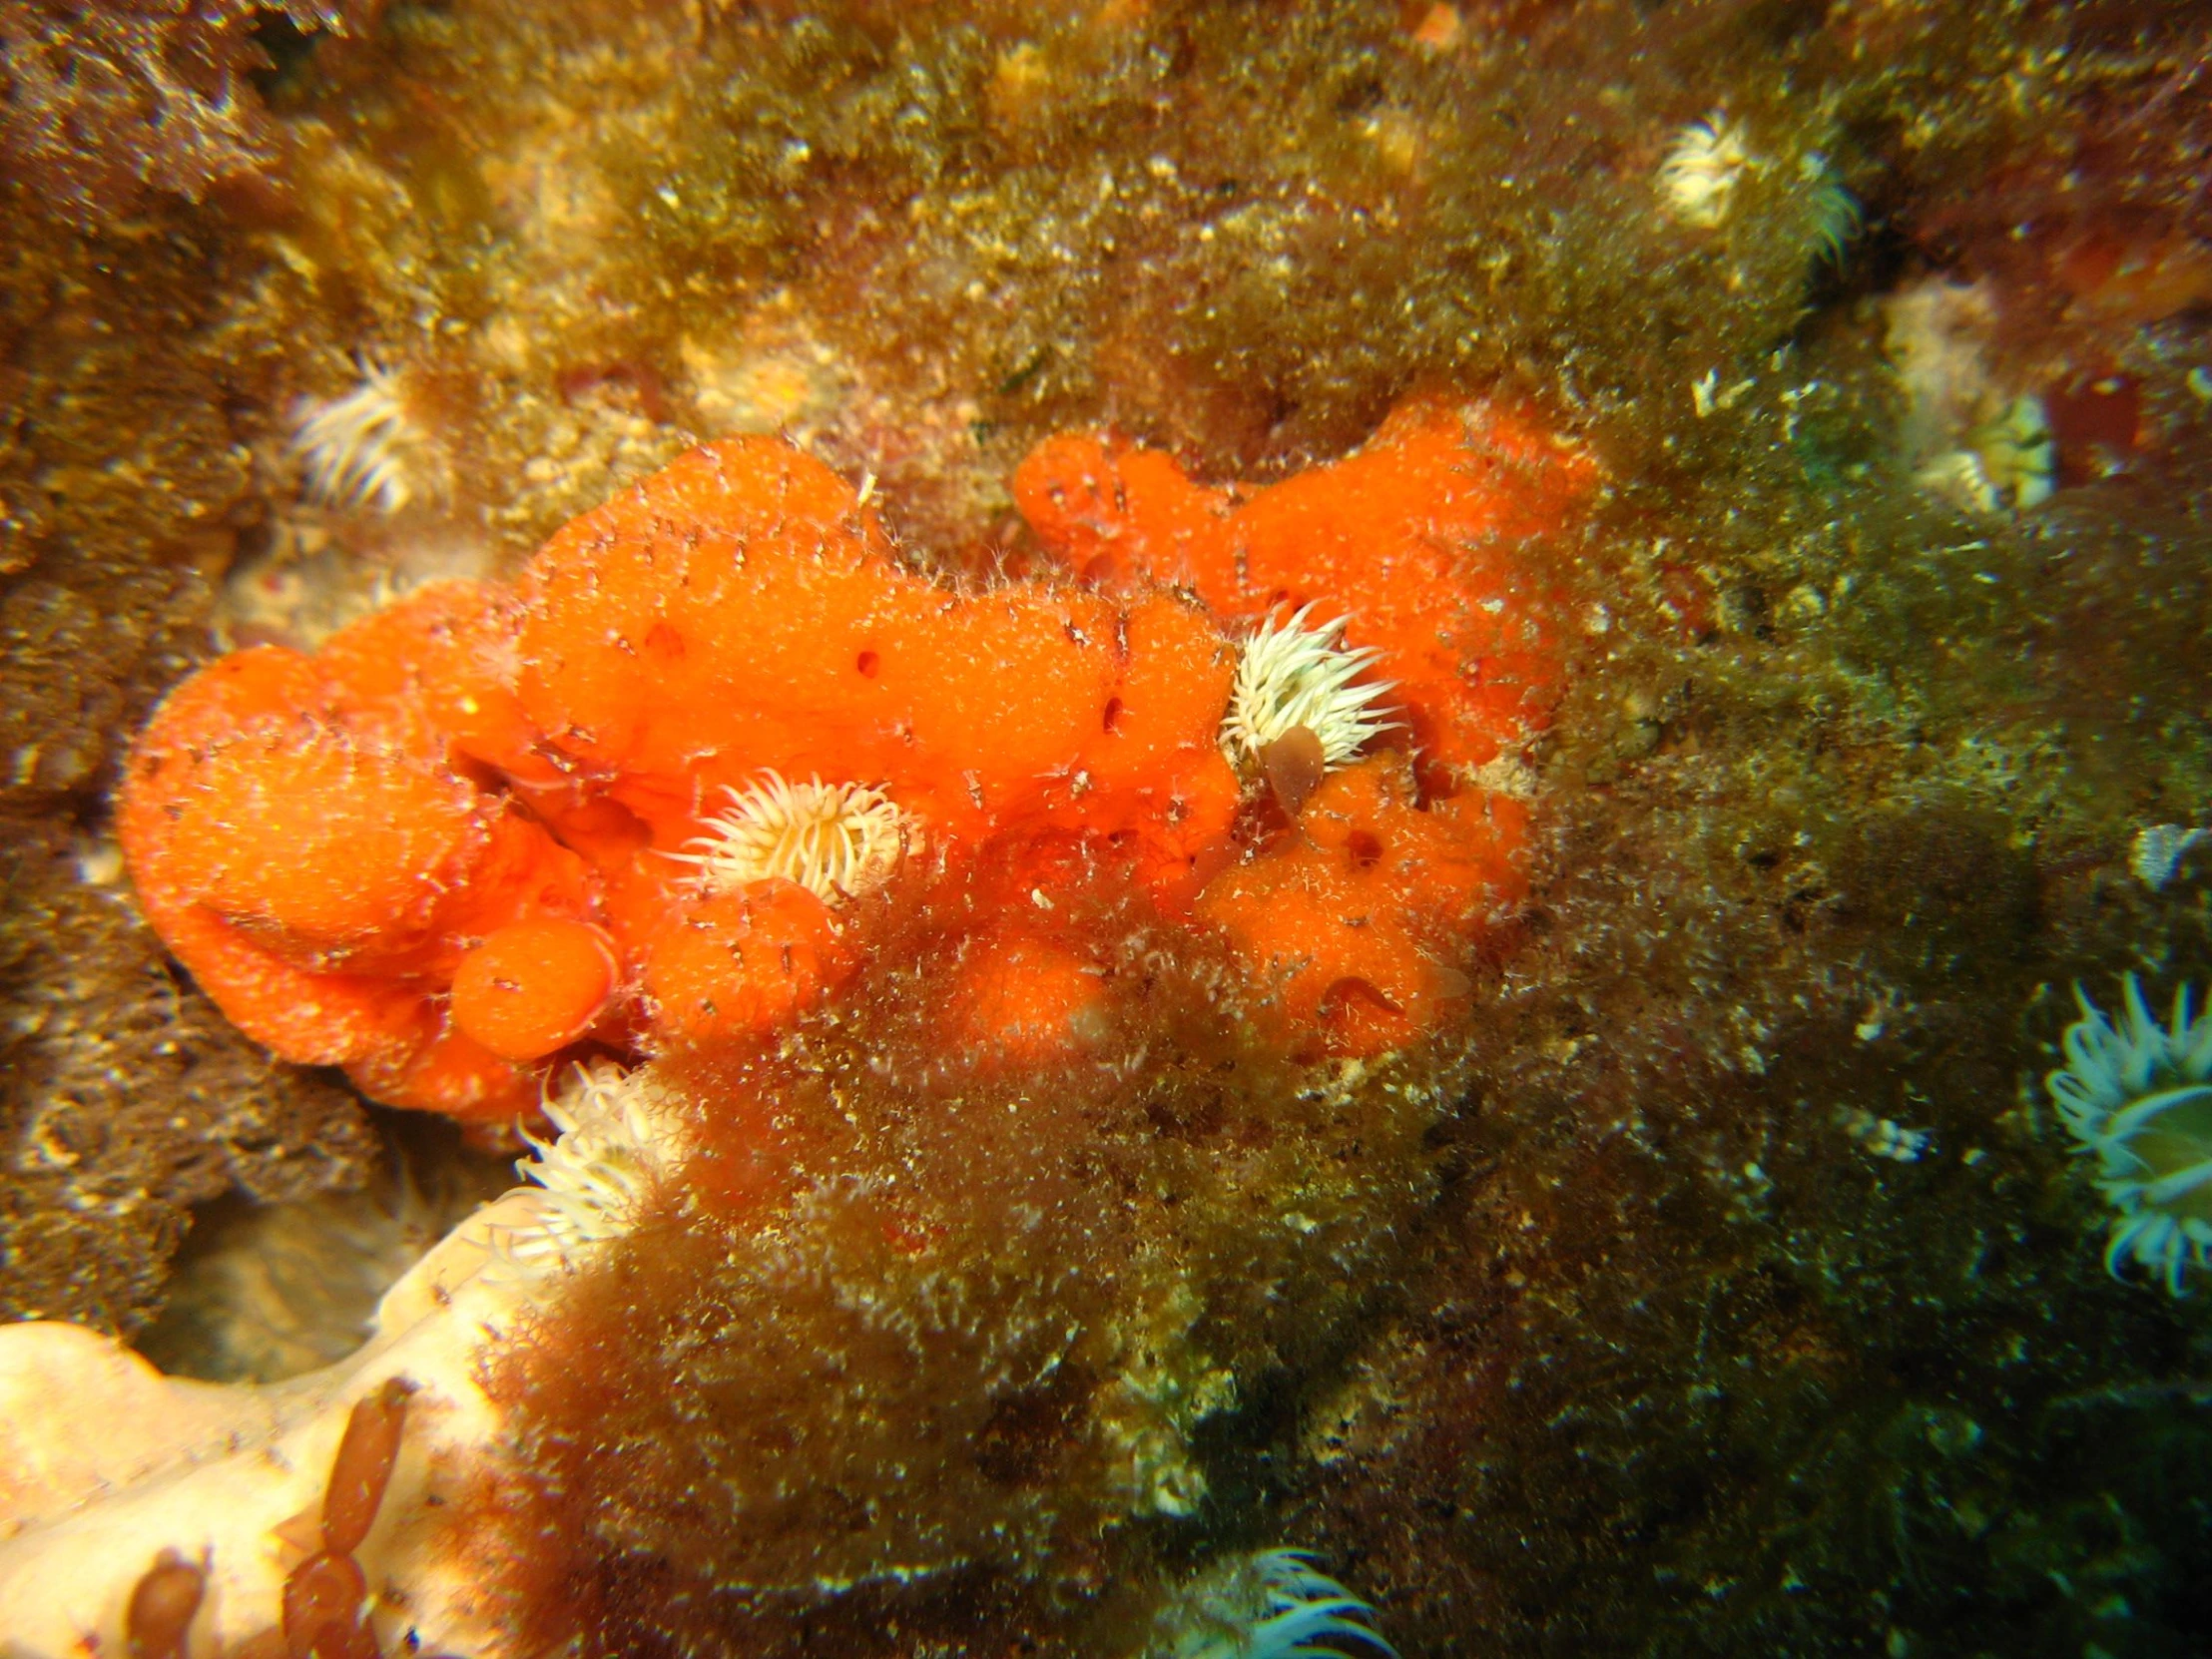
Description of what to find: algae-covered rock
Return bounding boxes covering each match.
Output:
[1,0,2209,1654]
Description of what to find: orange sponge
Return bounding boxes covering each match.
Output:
[641,884,850,1049]
[1012,432,1239,592]
[121,634,599,1120]
[509,438,1144,850]
[316,579,535,775]
[943,931,1109,1064]
[1195,758,1524,1056]
[451,919,620,1062]
[157,729,490,969]
[121,404,1584,1118]
[1015,394,1599,782]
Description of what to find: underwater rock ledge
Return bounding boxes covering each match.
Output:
[3,1,2212,1655]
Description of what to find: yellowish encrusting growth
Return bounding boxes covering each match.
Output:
[671,772,908,902]
[0,1152,567,1656]
[1222,605,1394,773]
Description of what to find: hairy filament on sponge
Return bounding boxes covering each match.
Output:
[670,772,907,903]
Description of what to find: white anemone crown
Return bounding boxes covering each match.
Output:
[2048,974,2212,1296]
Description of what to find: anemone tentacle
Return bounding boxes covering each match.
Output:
[290,355,433,514]
[1222,606,1395,774]
[2049,973,2212,1295]
[1148,1547,1397,1659]
[1658,113,1754,228]
[498,1061,682,1278]
[670,772,907,902]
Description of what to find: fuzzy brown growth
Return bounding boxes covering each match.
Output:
[469,857,1460,1654]
[0,815,376,1337]
[1,172,379,1339]
[0,1,385,231]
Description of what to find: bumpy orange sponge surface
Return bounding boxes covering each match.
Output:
[120,406,1593,1124]
[1014,394,1598,784]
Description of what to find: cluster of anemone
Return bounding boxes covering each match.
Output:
[2048,974,2212,1295]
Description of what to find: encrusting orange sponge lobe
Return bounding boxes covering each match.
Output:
[119,398,1597,1126]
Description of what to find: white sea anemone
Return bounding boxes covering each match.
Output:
[1223,605,1393,773]
[2047,975,2212,1295]
[290,355,433,514]
[501,1062,683,1276]
[670,771,907,902]
[1147,1548,1397,1659]
[1658,114,1755,229]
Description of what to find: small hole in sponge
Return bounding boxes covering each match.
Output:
[856,650,880,679]
[1345,830,1383,869]
[1101,697,1124,733]
[644,622,686,662]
